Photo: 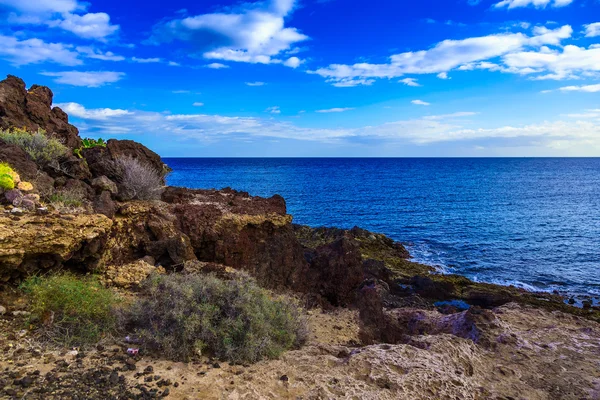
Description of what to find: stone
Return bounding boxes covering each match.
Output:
[16,181,33,192]
[36,207,49,215]
[20,199,35,211]
[0,305,6,315]
[0,76,82,148]
[91,176,118,195]
[93,191,116,218]
[24,193,40,203]
[10,207,23,215]
[4,189,22,203]
[102,260,165,288]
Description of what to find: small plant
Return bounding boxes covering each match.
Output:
[0,162,16,190]
[46,187,87,211]
[114,156,164,200]
[21,274,119,347]
[123,273,308,363]
[73,138,106,158]
[0,128,69,165]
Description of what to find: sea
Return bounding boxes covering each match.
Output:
[164,158,600,305]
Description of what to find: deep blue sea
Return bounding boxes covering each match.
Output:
[164,158,600,304]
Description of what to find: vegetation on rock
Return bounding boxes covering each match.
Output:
[21,274,119,347]
[0,163,16,191]
[73,137,106,158]
[123,273,308,363]
[114,156,165,200]
[0,128,68,165]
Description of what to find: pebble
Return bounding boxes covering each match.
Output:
[0,305,6,315]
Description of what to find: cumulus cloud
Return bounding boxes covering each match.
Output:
[493,0,573,8]
[76,46,124,61]
[399,78,421,87]
[40,71,125,87]
[584,22,600,38]
[246,82,266,86]
[437,72,450,79]
[0,35,81,66]
[552,84,600,92]
[315,107,354,113]
[48,12,119,41]
[149,0,309,66]
[311,25,574,86]
[2,0,119,41]
[412,100,431,106]
[193,102,204,107]
[54,102,131,119]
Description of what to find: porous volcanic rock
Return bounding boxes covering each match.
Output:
[0,75,81,148]
[0,213,112,281]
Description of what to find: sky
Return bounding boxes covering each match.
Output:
[1,0,600,157]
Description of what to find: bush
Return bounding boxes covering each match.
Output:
[124,273,307,363]
[0,162,16,190]
[21,274,119,347]
[0,128,69,165]
[46,186,87,211]
[114,156,164,200]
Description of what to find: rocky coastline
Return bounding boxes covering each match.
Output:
[1,75,599,399]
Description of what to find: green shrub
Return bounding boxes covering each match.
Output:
[0,163,16,190]
[124,273,307,363]
[46,187,86,209]
[0,128,69,165]
[74,138,106,158]
[21,274,119,347]
[0,174,14,190]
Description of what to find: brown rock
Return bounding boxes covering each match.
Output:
[93,191,116,218]
[91,176,118,195]
[0,76,81,148]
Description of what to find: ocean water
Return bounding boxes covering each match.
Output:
[165,158,600,303]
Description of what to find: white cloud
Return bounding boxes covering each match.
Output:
[584,22,600,38]
[131,57,162,63]
[493,0,573,9]
[311,25,573,86]
[266,106,281,114]
[61,102,600,154]
[0,0,83,14]
[149,0,309,65]
[399,77,421,87]
[40,71,125,87]
[423,112,478,120]
[172,90,190,93]
[283,56,302,68]
[0,35,81,66]
[316,107,354,113]
[76,46,124,61]
[245,82,266,86]
[49,12,119,41]
[437,72,450,79]
[412,100,431,106]
[192,102,204,107]
[554,84,600,92]
[205,63,229,69]
[168,61,181,66]
[54,102,131,119]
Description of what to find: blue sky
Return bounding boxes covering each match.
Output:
[1,0,600,156]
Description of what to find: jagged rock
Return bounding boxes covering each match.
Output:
[93,191,116,218]
[91,176,118,195]
[0,76,81,148]
[83,139,168,182]
[0,140,54,195]
[0,213,113,281]
[47,155,92,181]
[23,193,40,203]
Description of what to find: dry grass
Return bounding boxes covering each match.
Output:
[113,156,164,200]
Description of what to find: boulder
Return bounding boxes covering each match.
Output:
[4,189,22,204]
[0,213,113,281]
[102,259,165,288]
[91,176,118,195]
[93,191,116,218]
[0,76,81,148]
[17,181,33,192]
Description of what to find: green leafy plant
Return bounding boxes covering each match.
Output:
[21,274,119,347]
[46,187,87,210]
[74,138,106,158]
[0,128,69,165]
[0,162,16,190]
[123,273,308,363]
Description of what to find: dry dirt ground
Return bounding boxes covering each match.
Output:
[0,304,599,399]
